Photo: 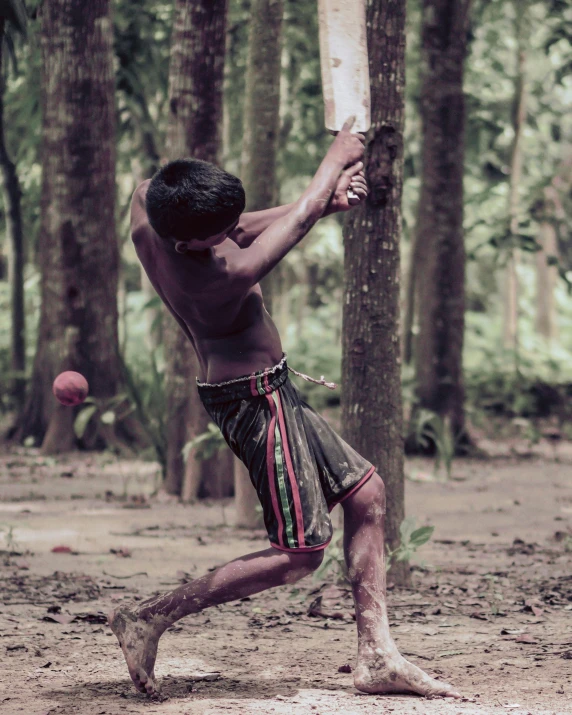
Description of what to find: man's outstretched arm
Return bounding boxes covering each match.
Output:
[230,204,295,248]
[230,162,368,249]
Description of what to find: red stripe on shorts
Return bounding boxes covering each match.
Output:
[250,374,258,397]
[274,389,306,548]
[265,393,285,548]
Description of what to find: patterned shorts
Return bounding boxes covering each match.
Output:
[197,355,375,552]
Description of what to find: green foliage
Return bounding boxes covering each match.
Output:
[315,517,435,583]
[411,409,456,479]
[182,422,227,463]
[386,518,435,572]
[73,393,134,441]
[314,530,347,584]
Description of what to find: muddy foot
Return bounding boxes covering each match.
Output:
[354,646,461,698]
[108,608,165,695]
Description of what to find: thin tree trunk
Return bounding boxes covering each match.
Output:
[413,0,472,447]
[535,218,559,342]
[402,231,419,366]
[17,0,124,452]
[341,0,408,586]
[163,0,234,499]
[503,4,527,356]
[241,0,284,316]
[0,20,26,409]
[235,0,284,525]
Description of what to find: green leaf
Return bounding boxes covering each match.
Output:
[409,526,435,548]
[74,405,97,439]
[100,410,116,425]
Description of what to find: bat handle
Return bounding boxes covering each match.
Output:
[347,188,359,202]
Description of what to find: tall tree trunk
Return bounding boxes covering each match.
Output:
[17,0,124,452]
[535,220,559,342]
[240,0,284,315]
[163,0,234,500]
[341,0,408,586]
[234,0,284,526]
[402,230,420,365]
[503,4,527,356]
[0,19,26,410]
[413,0,471,446]
[535,185,560,342]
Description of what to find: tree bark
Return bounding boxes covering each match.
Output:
[234,0,284,525]
[341,0,408,586]
[240,0,284,316]
[534,185,560,342]
[502,3,527,356]
[402,230,420,366]
[0,19,26,409]
[535,220,559,342]
[17,0,124,452]
[163,0,235,499]
[413,0,472,446]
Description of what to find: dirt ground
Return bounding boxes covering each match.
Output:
[1,442,571,715]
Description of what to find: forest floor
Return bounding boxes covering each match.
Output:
[0,439,571,715]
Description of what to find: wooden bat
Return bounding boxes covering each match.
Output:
[318,0,371,201]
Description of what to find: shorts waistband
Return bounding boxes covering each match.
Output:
[196,354,289,405]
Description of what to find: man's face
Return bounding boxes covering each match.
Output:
[182,217,240,252]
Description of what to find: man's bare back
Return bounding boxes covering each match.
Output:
[132,192,284,383]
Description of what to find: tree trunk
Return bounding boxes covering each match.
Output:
[402,230,420,366]
[503,4,527,356]
[235,0,284,525]
[240,0,284,316]
[0,19,26,410]
[234,457,262,527]
[535,221,558,341]
[413,0,472,447]
[341,0,408,586]
[535,185,560,342]
[163,0,235,499]
[17,0,124,452]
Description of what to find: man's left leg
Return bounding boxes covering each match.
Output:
[341,472,461,698]
[109,547,323,695]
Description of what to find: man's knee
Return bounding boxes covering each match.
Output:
[282,549,324,584]
[355,471,386,510]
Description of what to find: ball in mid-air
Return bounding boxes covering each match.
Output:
[52,371,89,406]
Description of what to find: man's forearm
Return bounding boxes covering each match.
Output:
[232,204,296,248]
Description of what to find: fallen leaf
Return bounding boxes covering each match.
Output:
[110,547,132,558]
[470,611,488,621]
[515,634,537,644]
[51,545,73,554]
[43,613,75,625]
[338,664,352,673]
[188,672,221,682]
[40,661,52,668]
[439,650,465,657]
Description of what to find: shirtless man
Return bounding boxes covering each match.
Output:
[109,119,460,700]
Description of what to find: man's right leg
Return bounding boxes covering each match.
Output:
[341,472,461,698]
[109,547,323,695]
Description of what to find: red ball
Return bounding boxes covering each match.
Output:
[52,371,89,406]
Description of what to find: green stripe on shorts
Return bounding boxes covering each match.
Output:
[256,374,266,395]
[272,392,295,548]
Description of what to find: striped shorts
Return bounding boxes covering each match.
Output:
[197,355,375,552]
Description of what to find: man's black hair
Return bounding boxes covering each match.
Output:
[145,159,246,243]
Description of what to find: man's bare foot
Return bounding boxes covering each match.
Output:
[354,645,462,698]
[108,608,167,695]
